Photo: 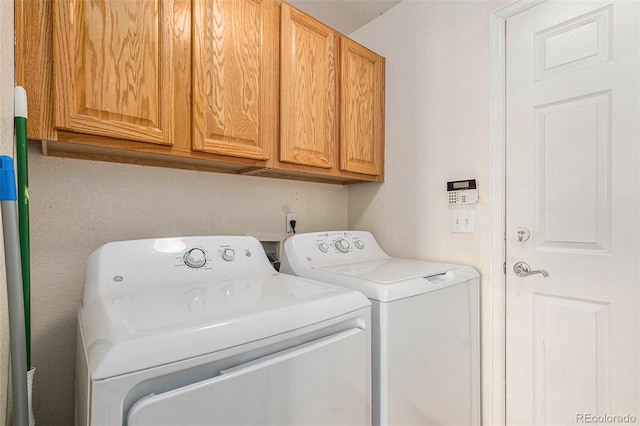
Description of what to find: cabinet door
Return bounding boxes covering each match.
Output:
[280,4,337,169]
[192,0,277,160]
[53,0,174,145]
[340,38,385,176]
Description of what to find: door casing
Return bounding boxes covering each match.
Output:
[489,2,547,425]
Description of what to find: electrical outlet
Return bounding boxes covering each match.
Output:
[451,210,475,233]
[286,212,297,233]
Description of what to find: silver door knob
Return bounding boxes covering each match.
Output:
[513,227,530,242]
[513,262,548,277]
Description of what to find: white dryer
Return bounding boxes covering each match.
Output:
[76,236,371,426]
[281,231,480,426]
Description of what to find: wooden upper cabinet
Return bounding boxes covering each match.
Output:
[21,1,384,182]
[53,0,174,145]
[340,38,385,176]
[192,0,278,160]
[280,4,337,169]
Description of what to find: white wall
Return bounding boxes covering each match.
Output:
[347,1,506,423]
[28,148,348,424]
[0,0,14,422]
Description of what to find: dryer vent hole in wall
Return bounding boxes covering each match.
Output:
[258,240,282,271]
[266,252,281,271]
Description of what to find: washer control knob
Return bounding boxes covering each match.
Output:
[335,239,350,253]
[184,248,207,268]
[318,242,329,253]
[222,248,235,261]
[355,240,365,249]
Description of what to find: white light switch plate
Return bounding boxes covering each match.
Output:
[451,210,475,233]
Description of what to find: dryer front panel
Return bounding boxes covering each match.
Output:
[127,328,369,426]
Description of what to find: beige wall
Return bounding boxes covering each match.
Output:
[0,0,14,423]
[347,1,506,423]
[28,148,348,424]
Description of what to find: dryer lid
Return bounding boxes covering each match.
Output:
[80,273,369,379]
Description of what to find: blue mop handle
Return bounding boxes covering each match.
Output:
[0,156,29,426]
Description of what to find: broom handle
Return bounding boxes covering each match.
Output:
[1,156,29,426]
[15,86,30,370]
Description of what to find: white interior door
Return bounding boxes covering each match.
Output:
[506,1,640,424]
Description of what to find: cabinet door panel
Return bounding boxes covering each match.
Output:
[53,0,174,145]
[280,4,336,169]
[192,0,277,160]
[340,38,384,176]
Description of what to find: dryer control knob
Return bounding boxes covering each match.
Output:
[355,240,365,249]
[222,248,235,261]
[335,239,350,253]
[318,242,329,253]
[184,248,207,268]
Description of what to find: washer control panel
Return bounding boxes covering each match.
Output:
[283,231,388,269]
[307,232,369,257]
[309,232,369,255]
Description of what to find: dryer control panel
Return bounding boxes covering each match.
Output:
[83,236,275,305]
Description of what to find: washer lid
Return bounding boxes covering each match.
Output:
[80,273,369,380]
[314,258,458,283]
[311,260,479,302]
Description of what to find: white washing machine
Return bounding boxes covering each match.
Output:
[76,236,371,426]
[281,231,480,426]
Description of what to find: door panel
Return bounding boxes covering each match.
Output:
[53,0,174,144]
[533,295,610,423]
[505,2,639,424]
[534,91,611,253]
[533,5,612,81]
[192,0,277,160]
